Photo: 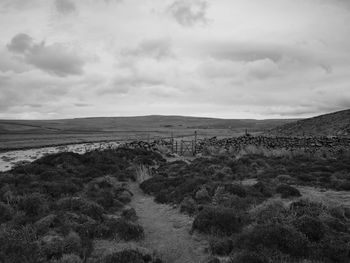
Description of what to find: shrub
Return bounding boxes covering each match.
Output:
[292,215,325,242]
[250,199,288,224]
[0,201,14,223]
[192,207,246,235]
[57,197,104,220]
[117,191,132,204]
[96,218,144,241]
[101,249,145,263]
[276,184,301,198]
[18,193,49,217]
[230,250,268,263]
[209,237,233,256]
[195,187,210,202]
[226,184,247,197]
[51,254,82,263]
[0,225,41,263]
[180,197,197,215]
[122,208,138,222]
[34,214,59,235]
[321,215,348,233]
[115,219,144,241]
[63,231,82,255]
[289,199,326,217]
[40,234,64,260]
[319,234,350,263]
[236,223,310,258]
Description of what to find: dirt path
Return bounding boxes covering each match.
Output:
[129,183,209,263]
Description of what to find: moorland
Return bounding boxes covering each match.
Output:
[0,115,296,151]
[0,109,350,263]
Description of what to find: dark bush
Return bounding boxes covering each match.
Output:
[192,207,246,235]
[292,215,325,242]
[289,199,326,217]
[122,208,138,222]
[321,216,348,233]
[18,193,49,217]
[319,234,350,263]
[236,223,310,258]
[63,231,82,255]
[180,197,197,215]
[225,184,247,197]
[0,225,42,263]
[56,197,104,220]
[276,184,301,198]
[230,250,268,263]
[209,237,233,256]
[101,249,145,263]
[0,201,14,223]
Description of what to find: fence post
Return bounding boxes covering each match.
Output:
[171,132,174,153]
[194,131,197,155]
[180,140,183,155]
[175,141,178,154]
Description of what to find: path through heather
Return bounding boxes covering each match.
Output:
[129,183,209,263]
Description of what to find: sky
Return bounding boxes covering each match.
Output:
[0,0,350,120]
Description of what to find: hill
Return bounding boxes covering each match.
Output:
[0,115,296,150]
[268,109,350,137]
[0,115,296,134]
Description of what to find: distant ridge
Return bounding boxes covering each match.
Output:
[268,109,350,137]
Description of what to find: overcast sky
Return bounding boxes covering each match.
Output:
[0,0,349,119]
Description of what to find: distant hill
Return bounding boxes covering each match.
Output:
[0,115,297,134]
[268,109,350,137]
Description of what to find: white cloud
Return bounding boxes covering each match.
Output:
[167,0,209,27]
[7,33,86,77]
[0,0,350,119]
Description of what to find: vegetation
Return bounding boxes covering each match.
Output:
[0,148,164,263]
[140,151,350,263]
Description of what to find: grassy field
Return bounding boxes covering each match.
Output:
[0,115,296,150]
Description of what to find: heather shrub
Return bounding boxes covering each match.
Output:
[180,197,197,215]
[121,207,138,221]
[225,184,247,197]
[56,197,104,220]
[209,237,233,256]
[18,193,49,217]
[292,215,325,242]
[318,234,350,263]
[230,250,268,263]
[63,231,82,255]
[100,249,145,263]
[0,225,42,263]
[192,207,247,235]
[289,199,327,217]
[250,199,288,224]
[235,223,310,258]
[40,234,64,260]
[0,201,14,223]
[276,184,301,198]
[51,254,82,263]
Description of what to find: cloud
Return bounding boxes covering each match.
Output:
[0,0,40,11]
[167,0,209,26]
[121,39,172,59]
[55,0,76,14]
[0,49,30,73]
[7,33,32,53]
[7,33,85,77]
[74,103,91,107]
[122,38,173,60]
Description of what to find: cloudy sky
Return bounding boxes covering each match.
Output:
[0,0,350,119]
